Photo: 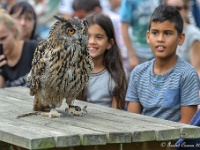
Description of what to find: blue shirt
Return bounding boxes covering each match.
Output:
[126,56,200,122]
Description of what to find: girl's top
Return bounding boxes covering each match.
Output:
[85,69,115,107]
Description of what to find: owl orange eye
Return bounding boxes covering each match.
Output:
[83,29,86,34]
[67,28,75,35]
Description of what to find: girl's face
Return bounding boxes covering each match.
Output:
[88,24,112,60]
[12,11,34,40]
[0,23,16,56]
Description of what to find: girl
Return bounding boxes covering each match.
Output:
[78,13,128,110]
[0,8,38,88]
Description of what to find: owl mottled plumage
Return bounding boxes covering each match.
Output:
[28,16,93,117]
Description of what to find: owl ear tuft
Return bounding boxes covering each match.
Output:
[82,19,88,26]
[54,15,67,22]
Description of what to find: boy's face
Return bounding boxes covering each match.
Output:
[146,20,185,59]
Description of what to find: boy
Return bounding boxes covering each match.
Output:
[126,5,200,124]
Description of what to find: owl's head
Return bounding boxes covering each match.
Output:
[49,15,88,45]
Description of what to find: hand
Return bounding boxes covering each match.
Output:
[0,55,6,68]
[128,55,139,70]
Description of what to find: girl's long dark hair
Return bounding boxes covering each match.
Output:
[79,13,128,110]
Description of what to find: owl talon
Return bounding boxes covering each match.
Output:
[65,105,87,116]
[82,105,87,114]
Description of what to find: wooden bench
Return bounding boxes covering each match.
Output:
[0,87,200,150]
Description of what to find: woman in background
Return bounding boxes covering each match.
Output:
[0,8,38,87]
[9,1,42,42]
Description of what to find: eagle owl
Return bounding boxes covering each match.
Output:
[27,16,93,117]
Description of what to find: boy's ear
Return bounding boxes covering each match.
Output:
[106,38,114,50]
[146,30,150,44]
[178,33,185,46]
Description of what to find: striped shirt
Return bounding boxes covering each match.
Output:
[126,56,200,122]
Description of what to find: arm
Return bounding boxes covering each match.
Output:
[180,105,197,124]
[127,101,142,114]
[189,40,200,77]
[121,22,139,69]
[0,76,5,88]
[0,55,6,88]
[111,96,118,108]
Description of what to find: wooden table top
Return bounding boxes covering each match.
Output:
[0,87,200,150]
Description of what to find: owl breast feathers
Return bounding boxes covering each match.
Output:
[28,16,94,111]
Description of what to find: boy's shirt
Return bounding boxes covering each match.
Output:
[126,56,200,122]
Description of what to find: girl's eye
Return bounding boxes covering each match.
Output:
[97,35,102,39]
[67,28,75,35]
[83,29,86,34]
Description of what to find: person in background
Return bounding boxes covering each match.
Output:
[0,8,38,88]
[165,0,200,77]
[104,0,130,74]
[0,0,17,12]
[120,0,161,70]
[78,13,128,110]
[58,0,74,19]
[9,1,42,42]
[126,5,200,124]
[191,0,200,28]
[28,0,47,17]
[58,0,112,19]
[108,0,121,14]
[72,0,102,19]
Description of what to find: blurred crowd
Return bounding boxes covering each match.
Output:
[0,0,199,72]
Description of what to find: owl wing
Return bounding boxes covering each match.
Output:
[28,39,48,96]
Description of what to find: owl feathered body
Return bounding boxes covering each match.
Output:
[28,16,93,112]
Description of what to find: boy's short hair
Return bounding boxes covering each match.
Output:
[148,5,183,35]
